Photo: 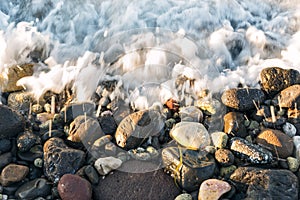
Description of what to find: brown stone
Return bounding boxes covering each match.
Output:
[58,174,92,200]
[256,129,294,158]
[277,84,300,109]
[215,149,235,167]
[0,64,34,92]
[223,112,247,137]
[0,164,29,186]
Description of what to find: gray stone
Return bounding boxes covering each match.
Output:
[0,105,25,139]
[43,137,85,182]
[162,147,216,192]
[221,88,265,111]
[94,156,122,175]
[230,167,298,200]
[260,67,300,97]
[7,91,33,112]
[15,178,51,199]
[18,145,43,162]
[174,193,193,200]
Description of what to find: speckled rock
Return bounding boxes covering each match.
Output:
[43,137,85,182]
[0,63,34,92]
[0,164,29,186]
[15,178,51,199]
[0,105,25,139]
[198,179,231,200]
[17,131,40,152]
[224,112,247,138]
[57,174,92,200]
[230,167,298,200]
[115,110,164,149]
[221,88,265,111]
[211,132,228,149]
[94,156,122,175]
[229,137,273,164]
[256,129,294,158]
[277,84,300,108]
[162,147,216,192]
[7,92,33,112]
[259,67,300,97]
[215,149,234,166]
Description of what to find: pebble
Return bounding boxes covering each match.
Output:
[277,84,300,108]
[223,112,247,138]
[128,148,152,161]
[174,193,193,200]
[68,115,104,143]
[0,105,25,139]
[7,92,33,112]
[165,98,180,112]
[115,110,164,149]
[84,165,99,185]
[34,158,44,168]
[0,139,12,153]
[17,131,40,152]
[0,164,29,186]
[31,104,43,114]
[287,157,300,172]
[221,88,265,111]
[57,174,92,200]
[43,137,85,182]
[94,156,122,175]
[179,106,203,122]
[220,165,237,178]
[0,152,13,170]
[195,98,222,115]
[15,178,51,199]
[214,149,235,166]
[256,129,294,158]
[229,137,273,164]
[211,132,228,149]
[283,122,297,137]
[98,112,118,135]
[162,147,216,192]
[104,142,117,156]
[170,121,211,151]
[230,167,298,199]
[259,67,300,97]
[198,179,231,200]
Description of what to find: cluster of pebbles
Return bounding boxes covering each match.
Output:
[0,65,300,200]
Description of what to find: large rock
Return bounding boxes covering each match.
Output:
[256,129,294,158]
[0,164,29,186]
[221,88,265,111]
[260,67,300,97]
[230,167,298,200]
[276,84,300,109]
[0,64,34,92]
[0,105,25,139]
[43,137,85,182]
[15,178,51,199]
[58,174,92,200]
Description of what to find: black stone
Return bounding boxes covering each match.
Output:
[17,131,40,152]
[0,139,12,154]
[0,152,13,171]
[41,129,65,142]
[17,145,43,162]
[15,178,51,199]
[98,114,117,135]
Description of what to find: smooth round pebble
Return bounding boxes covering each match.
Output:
[175,193,193,200]
[287,157,300,172]
[198,179,231,200]
[283,122,297,137]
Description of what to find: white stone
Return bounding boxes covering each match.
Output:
[287,157,300,172]
[94,157,122,175]
[283,122,297,137]
[293,136,300,150]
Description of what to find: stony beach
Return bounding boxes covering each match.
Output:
[0,65,299,200]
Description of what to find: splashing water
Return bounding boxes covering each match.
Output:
[0,0,300,106]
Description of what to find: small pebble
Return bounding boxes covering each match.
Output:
[31,104,43,114]
[215,149,234,166]
[174,193,193,200]
[287,157,300,172]
[34,158,43,168]
[283,122,297,137]
[198,179,231,200]
[211,132,228,149]
[44,103,51,113]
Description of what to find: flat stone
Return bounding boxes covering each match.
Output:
[256,129,294,158]
[215,149,234,166]
[277,84,300,108]
[260,67,300,97]
[0,164,29,186]
[58,174,92,200]
[43,137,85,182]
[162,147,216,192]
[15,178,51,199]
[223,112,247,138]
[198,179,231,200]
[221,88,265,111]
[230,167,298,200]
[0,105,25,139]
[94,156,122,175]
[229,137,273,164]
[211,132,228,149]
[0,64,34,92]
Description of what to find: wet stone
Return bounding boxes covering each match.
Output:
[43,137,85,182]
[17,145,43,162]
[104,142,117,156]
[215,149,234,167]
[57,174,92,200]
[260,67,300,97]
[0,152,13,171]
[15,178,51,199]
[224,112,247,138]
[276,84,300,108]
[41,129,64,142]
[94,156,122,175]
[0,139,12,153]
[211,132,228,149]
[162,147,216,192]
[60,102,95,125]
[17,131,40,152]
[198,179,231,200]
[98,111,118,135]
[230,167,298,200]
[256,129,294,158]
[179,106,203,122]
[0,164,29,186]
[221,88,265,111]
[0,105,25,139]
[229,137,273,164]
[84,165,99,185]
